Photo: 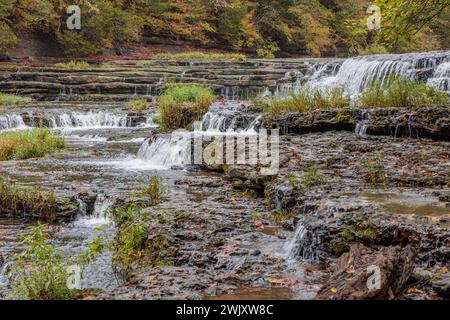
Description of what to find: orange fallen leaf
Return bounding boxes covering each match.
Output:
[330,287,337,293]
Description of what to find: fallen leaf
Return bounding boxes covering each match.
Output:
[330,287,337,293]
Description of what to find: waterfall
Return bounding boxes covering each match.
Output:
[306,52,450,94]
[282,221,322,263]
[50,111,128,129]
[74,194,113,227]
[0,115,28,132]
[137,134,192,169]
[355,110,372,136]
[427,61,450,94]
[273,51,450,97]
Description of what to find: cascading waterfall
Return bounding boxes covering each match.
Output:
[74,194,113,227]
[304,51,450,96]
[50,111,128,129]
[282,221,322,263]
[355,110,372,136]
[0,114,28,131]
[427,61,450,94]
[137,103,262,169]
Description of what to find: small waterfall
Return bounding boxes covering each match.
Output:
[74,194,113,227]
[355,110,372,135]
[282,221,321,263]
[50,111,128,129]
[137,134,192,169]
[0,114,28,132]
[427,61,450,94]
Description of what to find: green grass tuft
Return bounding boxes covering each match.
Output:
[155,51,246,62]
[360,76,448,108]
[0,93,33,106]
[0,128,65,161]
[156,83,216,132]
[54,60,90,70]
[126,98,149,112]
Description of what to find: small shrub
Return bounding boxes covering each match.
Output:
[334,111,353,122]
[54,61,90,70]
[142,176,167,206]
[363,152,387,184]
[156,83,216,132]
[0,93,33,106]
[271,211,297,224]
[0,128,65,161]
[8,223,103,300]
[360,76,448,108]
[264,87,350,119]
[154,52,246,62]
[126,98,149,112]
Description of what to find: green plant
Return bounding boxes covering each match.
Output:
[7,223,103,300]
[156,83,216,132]
[271,211,297,224]
[0,177,59,221]
[256,40,280,59]
[288,164,326,190]
[142,176,167,206]
[154,52,246,62]
[136,60,151,67]
[54,60,90,70]
[360,76,448,108]
[0,93,33,106]
[0,128,65,161]
[363,152,387,184]
[111,205,172,279]
[334,111,353,122]
[126,98,149,112]
[264,87,350,120]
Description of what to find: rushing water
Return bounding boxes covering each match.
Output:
[274,51,450,97]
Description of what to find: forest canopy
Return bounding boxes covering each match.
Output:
[0,0,448,57]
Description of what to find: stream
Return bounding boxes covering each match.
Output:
[0,51,449,299]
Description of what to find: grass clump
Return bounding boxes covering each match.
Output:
[54,60,90,70]
[360,76,448,108]
[0,177,58,221]
[136,60,152,67]
[264,87,350,119]
[155,51,246,62]
[7,223,104,300]
[0,128,65,161]
[156,83,216,132]
[0,93,33,106]
[363,152,387,184]
[142,176,167,206]
[288,164,326,190]
[126,98,149,112]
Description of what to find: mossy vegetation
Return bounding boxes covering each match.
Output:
[360,76,448,108]
[156,83,216,132]
[54,61,90,70]
[263,88,350,119]
[0,93,33,106]
[155,52,247,62]
[136,60,152,67]
[271,211,297,224]
[0,128,65,161]
[126,98,149,112]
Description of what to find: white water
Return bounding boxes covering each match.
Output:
[50,111,128,129]
[274,51,450,97]
[74,194,113,227]
[0,115,28,132]
[355,110,372,136]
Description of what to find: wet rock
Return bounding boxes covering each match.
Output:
[315,244,416,300]
[432,273,450,297]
